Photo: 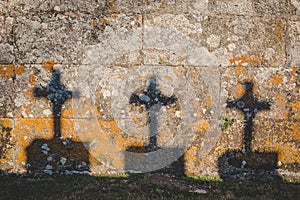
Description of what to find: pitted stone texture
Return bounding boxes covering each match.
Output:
[144,14,286,67]
[221,67,299,121]
[82,14,143,66]
[0,64,87,119]
[253,0,297,16]
[208,0,254,15]
[0,65,33,118]
[14,14,80,64]
[0,0,107,15]
[0,16,15,63]
[0,44,15,64]
[201,16,286,67]
[75,63,223,172]
[291,0,300,15]
[253,120,300,172]
[13,13,142,65]
[0,16,14,44]
[287,17,300,67]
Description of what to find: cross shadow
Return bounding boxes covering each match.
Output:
[125,77,184,177]
[26,69,90,174]
[218,82,281,181]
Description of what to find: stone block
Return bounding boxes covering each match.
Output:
[144,15,286,67]
[222,67,299,121]
[208,0,254,15]
[287,17,300,67]
[253,0,297,16]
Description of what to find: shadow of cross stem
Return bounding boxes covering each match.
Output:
[34,69,78,139]
[129,77,177,152]
[227,82,271,155]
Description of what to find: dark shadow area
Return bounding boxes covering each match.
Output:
[25,69,90,174]
[0,78,299,199]
[219,82,281,181]
[0,173,299,200]
[126,77,184,177]
[128,77,177,153]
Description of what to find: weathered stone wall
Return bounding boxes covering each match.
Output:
[0,0,299,179]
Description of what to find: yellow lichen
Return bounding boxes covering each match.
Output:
[197,120,210,132]
[229,55,264,79]
[43,60,58,72]
[270,74,283,86]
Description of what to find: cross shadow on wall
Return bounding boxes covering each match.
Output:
[218,82,281,181]
[125,77,185,177]
[26,69,90,174]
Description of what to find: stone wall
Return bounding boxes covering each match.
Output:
[0,0,299,179]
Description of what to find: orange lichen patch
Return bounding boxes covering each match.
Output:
[5,65,15,78]
[274,93,288,119]
[0,64,27,79]
[270,74,283,86]
[13,118,54,163]
[101,18,111,25]
[291,67,298,82]
[0,118,13,128]
[132,117,142,124]
[124,136,145,149]
[184,147,198,163]
[61,103,74,118]
[14,65,26,76]
[43,60,58,72]
[290,100,300,109]
[111,14,118,20]
[91,19,98,27]
[97,119,124,149]
[205,95,212,107]
[230,54,264,69]
[233,83,245,99]
[197,120,210,132]
[28,74,37,85]
[235,65,247,77]
[286,123,300,140]
[61,119,77,139]
[272,144,300,163]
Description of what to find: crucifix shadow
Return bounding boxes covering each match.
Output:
[218,82,281,181]
[26,69,90,174]
[125,77,185,177]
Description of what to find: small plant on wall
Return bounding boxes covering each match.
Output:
[219,116,237,130]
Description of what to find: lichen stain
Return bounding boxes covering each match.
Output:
[42,60,58,72]
[270,74,283,86]
[262,122,300,164]
[185,147,198,163]
[197,120,210,132]
[28,74,37,86]
[233,83,245,99]
[108,0,118,13]
[274,93,288,119]
[0,64,26,79]
[229,55,264,78]
[14,119,54,163]
[290,100,300,109]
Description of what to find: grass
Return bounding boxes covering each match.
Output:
[0,173,299,200]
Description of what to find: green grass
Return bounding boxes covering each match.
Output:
[0,173,299,200]
[186,175,223,182]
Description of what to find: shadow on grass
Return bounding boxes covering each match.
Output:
[0,172,299,200]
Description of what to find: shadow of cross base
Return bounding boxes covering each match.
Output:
[218,82,281,181]
[26,69,90,174]
[125,77,184,177]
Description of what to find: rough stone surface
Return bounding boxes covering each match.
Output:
[0,0,299,180]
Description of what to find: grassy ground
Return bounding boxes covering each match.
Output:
[0,173,299,200]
